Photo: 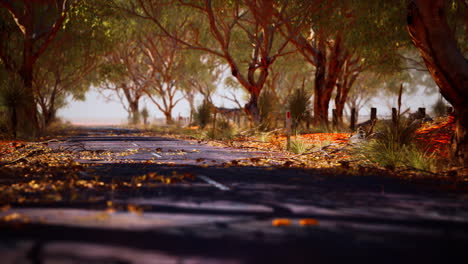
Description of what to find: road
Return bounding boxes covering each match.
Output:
[1,127,468,264]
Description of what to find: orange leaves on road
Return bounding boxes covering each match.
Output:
[127,204,144,216]
[299,218,319,226]
[272,218,292,226]
[272,218,320,227]
[0,212,31,223]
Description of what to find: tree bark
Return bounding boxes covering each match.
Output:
[244,88,261,125]
[335,72,357,126]
[407,0,468,167]
[164,112,173,125]
[129,100,140,124]
[21,5,40,135]
[312,35,344,126]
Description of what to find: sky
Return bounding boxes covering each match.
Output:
[58,86,241,125]
[58,85,440,126]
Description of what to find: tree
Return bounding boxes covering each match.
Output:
[0,0,73,134]
[139,34,187,124]
[406,0,468,166]
[33,1,111,128]
[283,1,403,126]
[179,53,224,123]
[99,40,148,124]
[121,0,302,124]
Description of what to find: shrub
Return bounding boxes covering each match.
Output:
[258,89,278,130]
[194,100,212,129]
[432,96,450,117]
[141,107,149,125]
[289,138,309,154]
[0,74,28,138]
[288,87,311,132]
[357,118,437,171]
[206,118,236,140]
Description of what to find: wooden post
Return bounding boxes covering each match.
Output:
[370,107,377,121]
[286,111,291,151]
[418,107,426,119]
[350,107,356,131]
[332,109,337,128]
[392,108,398,125]
[212,111,217,137]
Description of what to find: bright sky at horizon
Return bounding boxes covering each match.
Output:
[58,84,440,125]
[58,86,242,125]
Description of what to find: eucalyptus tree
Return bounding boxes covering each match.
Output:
[178,52,225,122]
[99,39,148,124]
[283,1,406,126]
[139,34,187,124]
[33,1,112,128]
[406,0,467,166]
[117,0,305,124]
[0,0,74,134]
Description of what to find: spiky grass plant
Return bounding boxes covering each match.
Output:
[289,138,310,154]
[357,85,438,172]
[288,87,311,133]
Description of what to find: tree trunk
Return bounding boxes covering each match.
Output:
[335,73,357,126]
[21,44,40,136]
[313,35,344,127]
[11,105,17,139]
[164,112,173,125]
[407,0,468,167]
[313,43,327,126]
[244,89,261,125]
[129,101,140,124]
[20,1,40,136]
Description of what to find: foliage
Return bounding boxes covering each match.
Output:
[358,117,437,171]
[0,74,28,138]
[432,96,450,117]
[289,138,309,154]
[194,100,212,129]
[288,87,311,132]
[258,89,278,131]
[141,107,149,125]
[206,118,236,140]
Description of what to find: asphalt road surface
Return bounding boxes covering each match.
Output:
[1,127,468,264]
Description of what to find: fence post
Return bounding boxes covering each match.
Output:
[418,107,426,119]
[370,107,377,121]
[332,109,338,128]
[212,111,217,137]
[350,107,356,131]
[392,107,398,125]
[286,111,291,151]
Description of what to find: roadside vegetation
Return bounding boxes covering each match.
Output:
[0,0,466,178]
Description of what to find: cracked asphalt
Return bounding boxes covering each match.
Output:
[1,127,468,264]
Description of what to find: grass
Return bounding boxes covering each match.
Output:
[356,116,439,172]
[358,139,438,172]
[289,138,310,154]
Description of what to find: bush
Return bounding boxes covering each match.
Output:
[289,138,310,154]
[206,118,236,140]
[0,74,28,138]
[258,89,278,130]
[357,118,437,171]
[194,100,212,129]
[432,96,450,117]
[288,87,311,132]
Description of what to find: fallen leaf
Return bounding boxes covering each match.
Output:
[272,218,292,227]
[0,204,11,212]
[299,218,319,226]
